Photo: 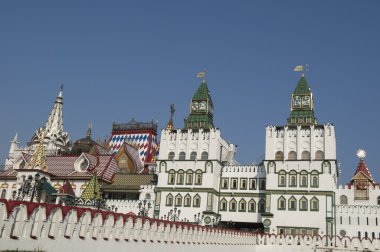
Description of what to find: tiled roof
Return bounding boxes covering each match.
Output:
[351,159,375,183]
[102,174,153,190]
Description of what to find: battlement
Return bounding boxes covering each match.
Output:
[337,184,380,190]
[222,165,265,173]
[336,204,380,214]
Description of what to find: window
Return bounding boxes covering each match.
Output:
[220,198,227,211]
[195,170,202,185]
[310,197,319,211]
[275,151,284,160]
[239,199,246,212]
[310,171,319,188]
[179,152,186,160]
[231,179,238,189]
[258,199,265,213]
[145,193,151,200]
[300,171,308,187]
[240,179,247,190]
[278,196,286,210]
[249,178,256,190]
[190,151,197,160]
[177,171,184,185]
[184,194,191,207]
[248,199,256,212]
[168,170,175,185]
[340,195,348,205]
[175,194,182,206]
[201,151,208,160]
[80,159,88,171]
[315,150,324,160]
[301,151,310,160]
[278,171,286,187]
[377,196,380,205]
[166,194,173,206]
[193,194,201,207]
[186,171,193,185]
[299,197,308,211]
[229,199,237,212]
[221,178,229,189]
[1,189,6,199]
[288,197,297,211]
[168,152,175,160]
[259,179,266,190]
[288,151,297,160]
[289,171,297,187]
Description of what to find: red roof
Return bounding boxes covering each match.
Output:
[351,159,375,183]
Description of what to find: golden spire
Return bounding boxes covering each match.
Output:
[28,129,48,171]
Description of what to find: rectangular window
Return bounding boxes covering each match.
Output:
[231,179,238,189]
[195,173,202,185]
[249,179,256,190]
[177,174,184,185]
[220,201,227,211]
[311,175,319,188]
[300,175,308,187]
[248,202,256,212]
[221,178,229,189]
[230,202,236,211]
[259,179,266,190]
[184,197,191,207]
[186,173,193,185]
[240,179,247,190]
[168,174,175,185]
[279,175,286,187]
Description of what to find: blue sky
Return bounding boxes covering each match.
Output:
[0,1,379,184]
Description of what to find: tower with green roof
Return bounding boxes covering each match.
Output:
[184,80,214,130]
[287,75,318,126]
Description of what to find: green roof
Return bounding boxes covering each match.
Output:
[293,76,311,94]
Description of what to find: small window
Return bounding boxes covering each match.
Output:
[190,152,197,160]
[168,170,175,185]
[288,197,297,211]
[278,196,286,210]
[299,197,308,211]
[145,193,151,200]
[310,197,319,211]
[231,179,238,189]
[248,199,256,212]
[193,194,201,207]
[275,151,284,160]
[377,196,380,205]
[80,158,88,171]
[258,199,265,213]
[221,178,229,189]
[289,171,297,187]
[175,194,182,206]
[220,198,227,211]
[177,171,184,185]
[239,199,246,212]
[168,152,175,160]
[184,194,191,207]
[240,179,247,190]
[259,179,266,190]
[278,171,286,187]
[166,194,173,206]
[229,199,237,212]
[315,150,324,160]
[249,179,256,190]
[340,195,348,205]
[300,171,308,187]
[310,171,319,188]
[201,151,208,160]
[0,189,6,199]
[179,152,186,160]
[186,172,193,185]
[195,171,202,185]
[288,151,296,160]
[301,151,310,160]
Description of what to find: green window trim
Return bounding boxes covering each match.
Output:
[288,197,297,211]
[221,178,229,189]
[310,198,319,211]
[248,200,256,212]
[230,178,238,190]
[299,197,308,211]
[278,197,286,210]
[278,174,286,187]
[249,178,257,190]
[240,178,247,190]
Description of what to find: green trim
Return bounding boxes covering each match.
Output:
[240,178,247,190]
[156,187,219,194]
[248,199,256,212]
[230,178,238,189]
[277,196,286,210]
[219,192,265,197]
[265,190,333,196]
[221,178,229,189]
[299,196,308,211]
[249,178,257,190]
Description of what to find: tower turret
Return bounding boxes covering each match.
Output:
[287,75,318,126]
[184,80,214,130]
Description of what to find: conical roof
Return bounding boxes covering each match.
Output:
[351,159,375,183]
[293,76,312,94]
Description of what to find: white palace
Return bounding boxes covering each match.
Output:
[0,74,379,251]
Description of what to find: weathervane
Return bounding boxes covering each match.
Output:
[196,69,208,81]
[356,149,366,160]
[293,64,309,76]
[170,104,175,121]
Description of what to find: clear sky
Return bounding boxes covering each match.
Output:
[0,1,379,184]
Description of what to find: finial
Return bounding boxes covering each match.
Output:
[61,84,64,91]
[196,69,208,81]
[356,149,366,160]
[87,123,93,138]
[293,64,309,76]
[170,104,175,120]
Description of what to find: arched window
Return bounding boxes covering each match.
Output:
[340,195,348,205]
[168,170,175,185]
[248,199,256,212]
[229,199,237,212]
[166,194,173,206]
[278,196,286,210]
[239,199,246,212]
[190,151,197,160]
[193,194,201,207]
[179,152,186,160]
[275,151,284,161]
[301,151,310,160]
[184,194,191,207]
[278,170,286,187]
[299,196,308,211]
[288,151,296,160]
[258,199,265,213]
[195,170,202,185]
[175,194,182,206]
[289,171,297,187]
[201,151,208,160]
[310,171,319,188]
[310,197,319,211]
[288,196,297,210]
[220,198,227,211]
[0,189,6,199]
[168,152,175,160]
[315,150,324,160]
[186,171,193,184]
[300,171,308,187]
[177,170,184,185]
[145,193,151,200]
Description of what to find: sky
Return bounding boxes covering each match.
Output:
[0,1,379,184]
